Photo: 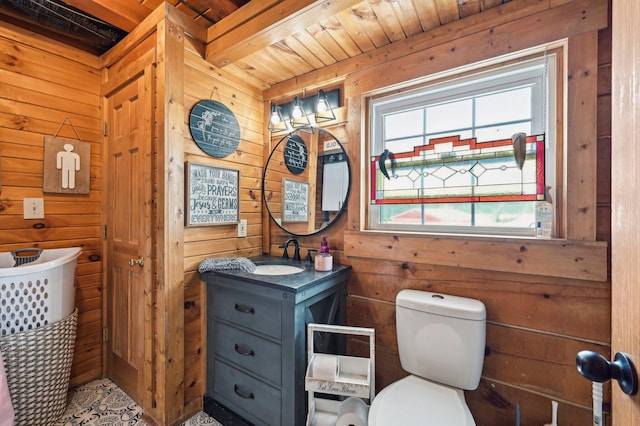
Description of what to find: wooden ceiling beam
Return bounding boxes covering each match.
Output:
[64,0,151,31]
[207,0,283,40]
[205,0,364,67]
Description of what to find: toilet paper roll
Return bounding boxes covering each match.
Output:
[311,412,336,426]
[336,397,369,426]
[312,354,339,381]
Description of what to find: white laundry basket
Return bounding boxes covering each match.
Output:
[0,247,81,336]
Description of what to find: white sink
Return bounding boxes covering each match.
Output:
[252,264,304,275]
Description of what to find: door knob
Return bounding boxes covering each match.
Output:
[128,256,144,267]
[576,350,638,395]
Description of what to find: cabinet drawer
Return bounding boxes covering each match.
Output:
[213,286,282,339]
[214,322,282,385]
[214,359,281,426]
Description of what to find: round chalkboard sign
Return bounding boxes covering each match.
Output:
[284,135,308,175]
[189,100,241,158]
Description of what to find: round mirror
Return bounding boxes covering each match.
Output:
[262,127,351,236]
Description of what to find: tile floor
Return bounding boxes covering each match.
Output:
[54,378,223,425]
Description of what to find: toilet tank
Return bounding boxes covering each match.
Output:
[396,290,486,390]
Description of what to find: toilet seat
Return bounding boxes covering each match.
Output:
[368,375,475,426]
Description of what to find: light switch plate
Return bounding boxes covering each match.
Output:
[238,219,247,237]
[24,198,44,219]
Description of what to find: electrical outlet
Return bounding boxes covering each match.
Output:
[23,198,44,219]
[238,219,248,237]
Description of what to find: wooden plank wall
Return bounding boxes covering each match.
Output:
[0,23,103,388]
[0,10,265,418]
[264,1,612,425]
[0,2,614,424]
[181,38,265,413]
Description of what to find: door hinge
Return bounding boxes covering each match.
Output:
[103,328,108,343]
[103,122,108,137]
[102,225,107,239]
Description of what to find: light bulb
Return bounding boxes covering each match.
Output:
[317,99,328,113]
[270,111,281,125]
[292,105,303,119]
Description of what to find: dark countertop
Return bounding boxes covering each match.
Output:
[200,255,351,292]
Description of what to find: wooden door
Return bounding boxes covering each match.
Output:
[105,70,152,405]
[611,0,640,423]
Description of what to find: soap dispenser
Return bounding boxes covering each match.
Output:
[320,235,329,254]
[315,235,333,271]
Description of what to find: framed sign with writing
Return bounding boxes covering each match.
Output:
[185,162,239,226]
[189,100,241,158]
[282,178,309,223]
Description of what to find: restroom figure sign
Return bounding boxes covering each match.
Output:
[57,143,81,189]
[43,136,91,194]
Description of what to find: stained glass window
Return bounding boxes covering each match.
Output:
[371,134,545,204]
[368,53,557,235]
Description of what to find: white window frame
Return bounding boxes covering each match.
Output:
[368,52,558,237]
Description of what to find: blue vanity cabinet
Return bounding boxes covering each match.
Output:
[202,259,350,426]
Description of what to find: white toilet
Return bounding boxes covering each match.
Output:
[368,289,486,426]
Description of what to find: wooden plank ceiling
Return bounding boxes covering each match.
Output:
[0,0,511,88]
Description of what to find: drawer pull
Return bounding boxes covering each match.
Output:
[234,384,255,399]
[235,343,255,357]
[234,303,255,314]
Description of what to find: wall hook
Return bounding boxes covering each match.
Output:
[210,86,220,100]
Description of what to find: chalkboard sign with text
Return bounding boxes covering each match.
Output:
[186,162,239,226]
[189,100,241,158]
[282,178,309,223]
[284,135,308,174]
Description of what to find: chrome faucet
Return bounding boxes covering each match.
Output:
[280,238,301,261]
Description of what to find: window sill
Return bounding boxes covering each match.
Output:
[343,230,608,282]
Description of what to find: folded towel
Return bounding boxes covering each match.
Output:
[198,257,256,273]
[0,350,14,426]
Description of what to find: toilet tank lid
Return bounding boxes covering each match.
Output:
[396,290,486,321]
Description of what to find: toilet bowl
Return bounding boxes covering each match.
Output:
[369,375,475,426]
[368,290,486,425]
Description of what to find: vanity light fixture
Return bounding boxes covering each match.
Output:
[290,96,311,129]
[314,89,336,123]
[268,104,287,132]
[268,88,341,133]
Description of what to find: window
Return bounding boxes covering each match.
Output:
[368,54,558,237]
